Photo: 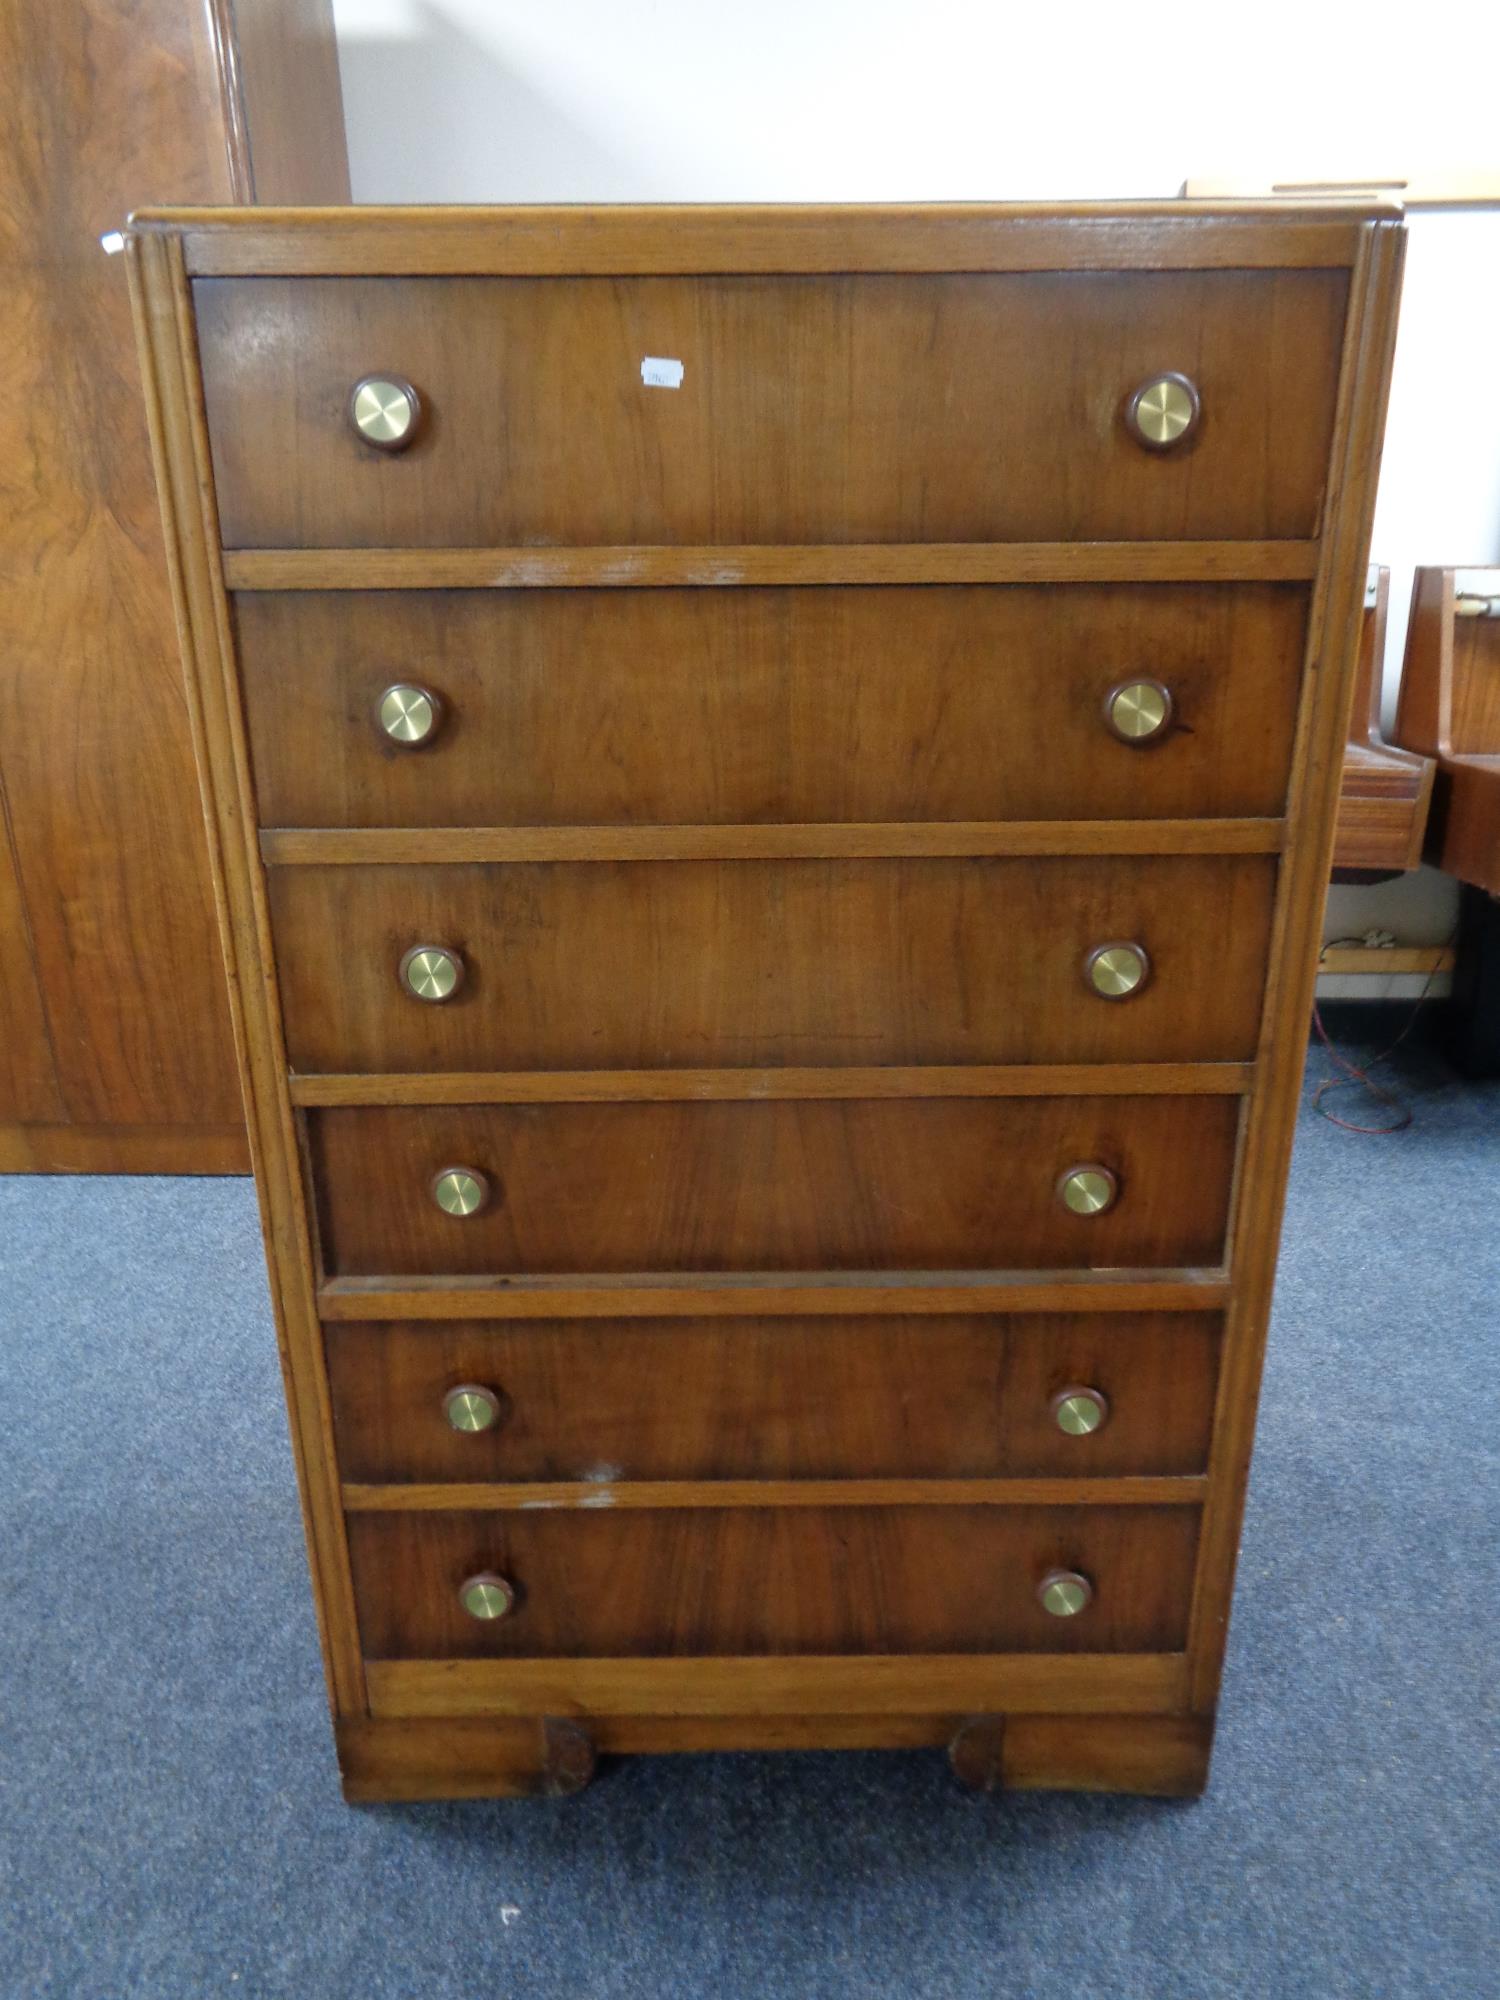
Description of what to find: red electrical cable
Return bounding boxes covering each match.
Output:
[1310,1002,1414,1132]
[1309,935,1456,1134]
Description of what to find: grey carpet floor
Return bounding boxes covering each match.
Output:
[1,1034,1496,1999]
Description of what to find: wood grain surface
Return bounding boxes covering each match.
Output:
[129,203,1403,1794]
[261,821,1284,864]
[267,855,1276,1072]
[223,0,350,207]
[323,1311,1221,1483]
[133,199,1390,279]
[1394,567,1500,893]
[1450,602,1500,753]
[308,1094,1240,1277]
[341,1476,1207,1512]
[346,1503,1201,1658]
[318,1270,1234,1321]
[236,584,1309,827]
[195,270,1347,548]
[0,0,345,1170]
[224,542,1323,589]
[289,1062,1253,1106]
[364,1649,1187,1719]
[0,0,243,1147]
[128,225,365,1712]
[1332,566,1434,872]
[1184,218,1405,1710]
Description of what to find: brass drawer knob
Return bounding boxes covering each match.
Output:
[1057,1164,1118,1216]
[399,944,464,1003]
[459,1571,517,1621]
[1125,372,1200,451]
[443,1383,505,1434]
[376,683,443,748]
[1084,941,1150,1000]
[1050,1385,1109,1436]
[431,1165,490,1218]
[1104,678,1173,745]
[1037,1569,1093,1617]
[349,374,422,451]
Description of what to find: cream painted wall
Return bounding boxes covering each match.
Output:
[330,2,1497,209]
[330,1,1500,990]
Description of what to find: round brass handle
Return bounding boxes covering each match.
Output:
[443,1383,506,1434]
[1125,372,1200,451]
[431,1165,490,1218]
[349,374,422,451]
[1103,678,1174,746]
[1084,941,1150,1000]
[376,683,443,748]
[399,944,465,1003]
[1037,1568,1093,1618]
[459,1571,517,1621]
[1056,1164,1119,1216]
[1050,1385,1110,1436]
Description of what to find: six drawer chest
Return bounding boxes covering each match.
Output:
[128,201,1404,1801]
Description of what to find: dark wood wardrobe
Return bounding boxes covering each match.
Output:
[0,0,348,1171]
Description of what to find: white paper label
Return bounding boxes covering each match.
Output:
[100,231,125,255]
[641,356,685,389]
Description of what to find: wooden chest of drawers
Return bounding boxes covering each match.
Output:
[129,201,1402,1803]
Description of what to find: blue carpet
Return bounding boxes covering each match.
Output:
[1,1036,1495,1999]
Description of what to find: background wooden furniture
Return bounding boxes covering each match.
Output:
[130,202,1402,1801]
[1396,568,1500,894]
[1331,565,1435,877]
[1183,173,1500,208]
[0,0,347,1174]
[1394,566,1500,1070]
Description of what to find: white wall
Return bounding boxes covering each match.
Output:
[330,2,1499,210]
[331,0,1500,985]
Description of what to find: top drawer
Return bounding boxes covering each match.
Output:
[194,271,1347,549]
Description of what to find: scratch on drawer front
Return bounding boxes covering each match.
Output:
[491,553,645,586]
[579,1466,621,1508]
[595,554,648,584]
[519,1468,622,1510]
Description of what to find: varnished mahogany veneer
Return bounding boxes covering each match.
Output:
[0,0,346,1172]
[1331,567,1435,876]
[309,1095,1240,1277]
[227,545,1321,589]
[131,203,1403,1800]
[1449,619,1500,753]
[268,856,1276,1072]
[235,585,1309,827]
[195,270,1347,548]
[155,202,1379,278]
[333,1711,1209,1799]
[346,1505,1200,1659]
[325,1313,1221,1482]
[1390,570,1500,1072]
[1395,568,1500,896]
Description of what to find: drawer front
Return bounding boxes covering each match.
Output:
[346,1504,1200,1658]
[309,1096,1239,1276]
[236,585,1309,828]
[197,271,1346,547]
[270,856,1276,1073]
[326,1312,1221,1482]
